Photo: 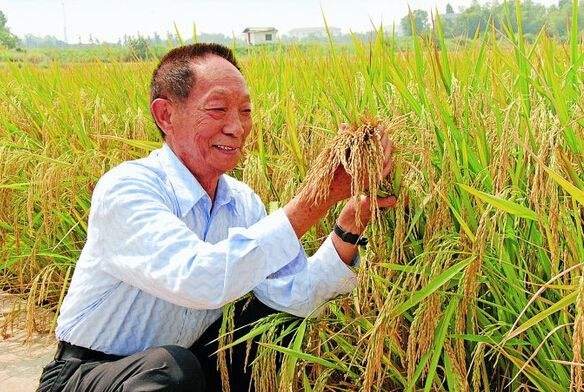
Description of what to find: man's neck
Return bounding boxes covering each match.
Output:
[166,143,221,203]
[195,174,219,203]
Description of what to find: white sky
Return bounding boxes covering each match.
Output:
[0,0,559,44]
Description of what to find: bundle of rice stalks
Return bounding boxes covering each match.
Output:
[299,115,406,227]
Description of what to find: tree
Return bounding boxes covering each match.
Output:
[125,35,151,60]
[22,34,66,48]
[520,1,548,36]
[421,0,581,40]
[548,0,584,38]
[451,2,490,36]
[400,9,429,36]
[0,10,19,49]
[558,0,571,7]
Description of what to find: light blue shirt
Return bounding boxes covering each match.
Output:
[56,143,357,356]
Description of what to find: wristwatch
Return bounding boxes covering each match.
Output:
[333,223,368,246]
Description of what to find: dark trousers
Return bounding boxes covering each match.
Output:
[37,297,290,392]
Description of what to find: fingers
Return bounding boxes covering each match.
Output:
[376,126,394,178]
[378,126,389,144]
[327,165,353,203]
[339,122,350,132]
[383,137,393,156]
[377,195,398,209]
[381,147,393,177]
[359,195,398,211]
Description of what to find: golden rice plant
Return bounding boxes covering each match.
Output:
[1,1,583,391]
[298,116,405,228]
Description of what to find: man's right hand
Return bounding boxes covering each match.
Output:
[284,122,395,239]
[323,122,394,206]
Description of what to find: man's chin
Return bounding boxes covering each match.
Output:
[211,154,241,172]
[213,162,239,174]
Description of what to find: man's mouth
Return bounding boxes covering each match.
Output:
[213,144,239,153]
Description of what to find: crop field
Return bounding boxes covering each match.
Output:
[1,3,584,392]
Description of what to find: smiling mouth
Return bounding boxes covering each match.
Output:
[213,144,239,152]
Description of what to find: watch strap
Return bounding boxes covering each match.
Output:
[333,223,368,246]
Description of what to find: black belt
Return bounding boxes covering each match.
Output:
[54,341,123,362]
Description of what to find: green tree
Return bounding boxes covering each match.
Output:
[451,2,491,36]
[0,10,19,49]
[125,35,151,61]
[400,9,429,36]
[433,0,582,40]
[548,0,584,38]
[518,1,548,38]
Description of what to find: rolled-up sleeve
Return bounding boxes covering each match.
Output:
[91,172,302,309]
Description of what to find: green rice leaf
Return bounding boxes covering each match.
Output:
[543,166,584,206]
[506,290,578,340]
[391,258,471,317]
[458,183,538,221]
[283,320,307,382]
[258,342,343,370]
[424,298,459,392]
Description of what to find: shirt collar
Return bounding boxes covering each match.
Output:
[159,143,235,217]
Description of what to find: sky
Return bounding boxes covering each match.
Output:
[0,0,559,44]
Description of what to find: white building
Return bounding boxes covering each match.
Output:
[287,27,341,40]
[242,27,278,45]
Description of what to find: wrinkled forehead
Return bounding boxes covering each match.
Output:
[202,86,251,100]
[191,55,249,95]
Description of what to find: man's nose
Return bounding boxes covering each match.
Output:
[223,110,244,137]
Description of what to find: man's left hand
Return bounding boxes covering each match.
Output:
[336,195,398,236]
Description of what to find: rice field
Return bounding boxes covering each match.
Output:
[1,2,584,391]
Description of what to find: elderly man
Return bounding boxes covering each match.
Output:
[37,43,396,391]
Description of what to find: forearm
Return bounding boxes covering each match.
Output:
[100,209,302,309]
[331,234,360,265]
[283,194,367,265]
[331,210,366,265]
[283,194,334,238]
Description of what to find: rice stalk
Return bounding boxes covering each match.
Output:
[571,271,584,392]
[299,116,406,228]
[218,302,235,392]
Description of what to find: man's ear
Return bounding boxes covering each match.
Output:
[150,98,173,137]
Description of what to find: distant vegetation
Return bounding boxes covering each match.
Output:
[402,0,584,39]
[0,1,583,390]
[0,10,19,49]
[1,0,583,63]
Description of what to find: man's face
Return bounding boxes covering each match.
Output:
[166,55,252,180]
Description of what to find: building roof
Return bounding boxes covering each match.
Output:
[242,27,278,33]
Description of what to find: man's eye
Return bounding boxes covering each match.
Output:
[209,108,227,112]
[241,109,252,115]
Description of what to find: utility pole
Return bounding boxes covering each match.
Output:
[62,0,68,44]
